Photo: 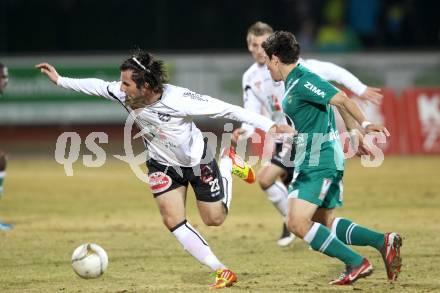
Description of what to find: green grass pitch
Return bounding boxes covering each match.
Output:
[0,156,439,292]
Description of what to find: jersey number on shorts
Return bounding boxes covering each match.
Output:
[209,178,220,193]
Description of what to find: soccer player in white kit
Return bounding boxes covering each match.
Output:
[36,51,294,289]
[232,22,384,247]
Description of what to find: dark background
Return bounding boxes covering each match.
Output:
[0,0,439,53]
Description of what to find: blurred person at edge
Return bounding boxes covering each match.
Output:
[0,62,12,231]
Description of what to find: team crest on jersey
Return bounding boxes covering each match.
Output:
[148,172,172,193]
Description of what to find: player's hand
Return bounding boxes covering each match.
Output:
[359,87,383,105]
[271,124,296,135]
[365,124,390,137]
[35,63,60,84]
[349,129,372,157]
[231,128,247,144]
[269,124,297,142]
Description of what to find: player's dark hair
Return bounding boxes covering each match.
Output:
[0,62,4,70]
[262,31,300,64]
[120,50,167,93]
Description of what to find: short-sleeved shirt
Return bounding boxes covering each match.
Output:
[282,64,344,171]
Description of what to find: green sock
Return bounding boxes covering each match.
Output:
[304,222,364,267]
[332,218,384,250]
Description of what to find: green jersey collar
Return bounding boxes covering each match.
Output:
[285,63,305,88]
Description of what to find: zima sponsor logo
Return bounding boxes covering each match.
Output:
[304,81,326,98]
[148,172,172,193]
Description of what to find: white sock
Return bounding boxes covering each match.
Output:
[171,220,226,271]
[331,217,341,235]
[303,222,321,244]
[219,156,233,211]
[264,181,288,217]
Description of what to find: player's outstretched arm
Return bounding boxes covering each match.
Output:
[334,99,371,156]
[36,63,121,100]
[36,63,59,84]
[331,92,375,155]
[359,87,383,105]
[334,99,358,131]
[180,92,276,134]
[305,59,383,105]
[330,91,390,137]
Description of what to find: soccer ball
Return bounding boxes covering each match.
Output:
[71,243,108,279]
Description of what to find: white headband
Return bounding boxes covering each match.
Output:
[132,57,147,71]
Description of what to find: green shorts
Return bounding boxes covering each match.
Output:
[288,168,344,209]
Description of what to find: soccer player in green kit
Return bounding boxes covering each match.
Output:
[262,31,402,285]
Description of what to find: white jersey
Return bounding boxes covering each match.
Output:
[57,77,274,167]
[241,58,367,137]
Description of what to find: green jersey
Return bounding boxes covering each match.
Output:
[282,64,344,171]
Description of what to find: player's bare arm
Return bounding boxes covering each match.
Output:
[333,93,359,131]
[332,92,372,155]
[329,91,390,137]
[35,63,59,84]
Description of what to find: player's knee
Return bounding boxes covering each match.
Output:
[257,172,274,190]
[285,218,299,235]
[161,215,184,230]
[286,215,309,238]
[202,213,225,226]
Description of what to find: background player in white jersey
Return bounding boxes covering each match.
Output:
[233,21,384,247]
[36,51,294,289]
[0,62,12,231]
